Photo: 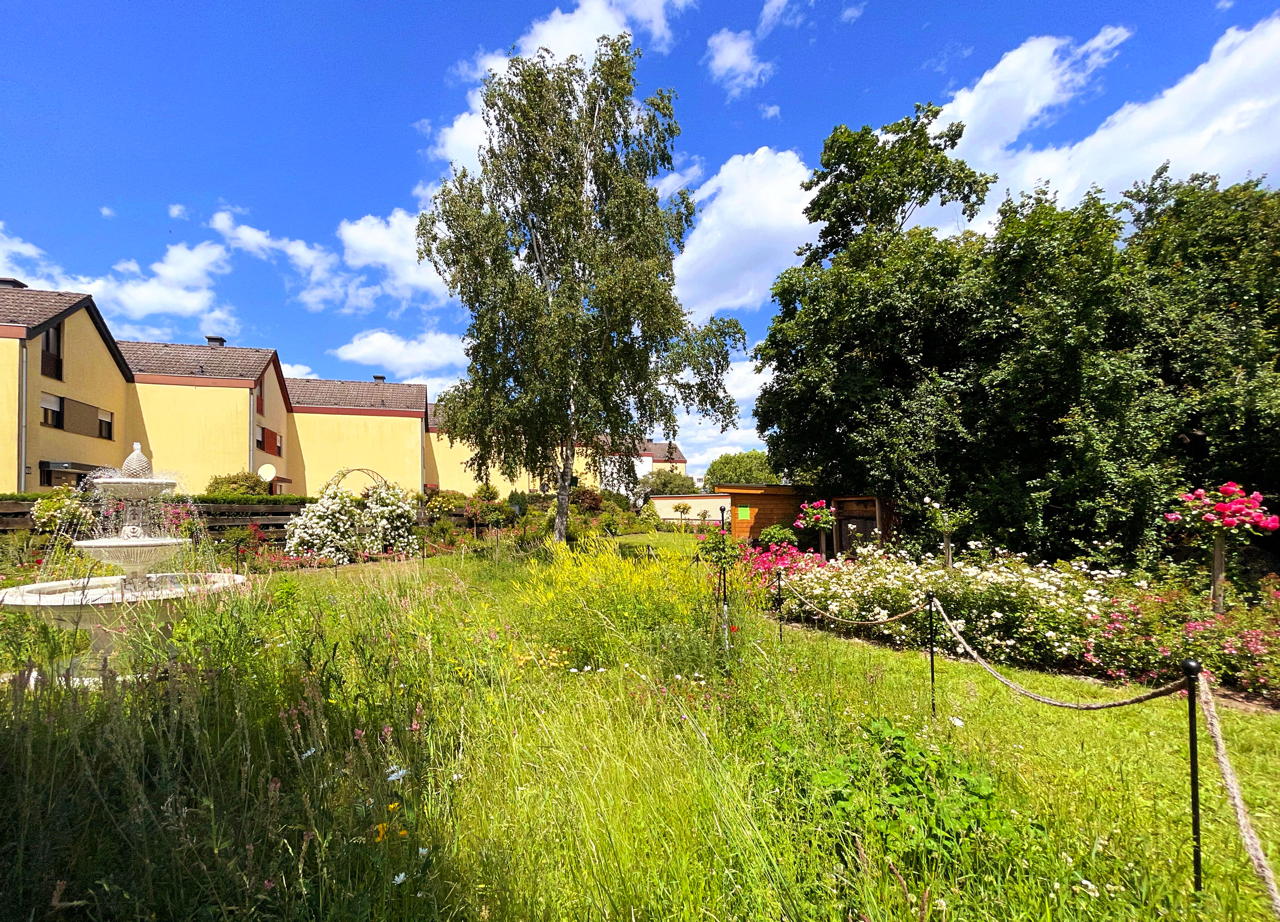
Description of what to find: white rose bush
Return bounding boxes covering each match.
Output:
[285,480,416,564]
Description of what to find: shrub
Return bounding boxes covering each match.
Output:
[638,501,662,530]
[570,486,604,512]
[284,483,366,563]
[30,486,93,536]
[601,489,632,512]
[205,471,271,496]
[425,489,468,520]
[759,524,797,546]
[473,483,500,502]
[362,482,417,555]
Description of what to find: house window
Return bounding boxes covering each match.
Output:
[98,409,114,440]
[255,425,265,450]
[256,388,264,415]
[40,393,64,429]
[39,468,53,487]
[41,322,63,379]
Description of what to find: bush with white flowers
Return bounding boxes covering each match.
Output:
[362,481,417,555]
[285,480,418,563]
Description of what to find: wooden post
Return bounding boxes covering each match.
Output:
[943,530,953,568]
[1211,530,1226,614]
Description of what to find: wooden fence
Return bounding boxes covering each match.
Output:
[0,501,436,533]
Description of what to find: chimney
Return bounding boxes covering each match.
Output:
[0,277,28,289]
[206,335,225,347]
[373,374,386,383]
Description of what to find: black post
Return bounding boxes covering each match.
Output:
[775,568,783,643]
[1184,659,1202,893]
[719,506,729,650]
[927,592,937,717]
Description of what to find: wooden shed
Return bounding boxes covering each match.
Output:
[713,484,805,541]
[831,495,895,552]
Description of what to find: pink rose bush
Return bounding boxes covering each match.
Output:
[742,542,825,583]
[1166,482,1279,533]
[794,499,835,531]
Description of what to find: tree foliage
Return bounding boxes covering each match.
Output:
[637,467,697,498]
[702,450,778,490]
[418,36,743,541]
[756,105,1280,562]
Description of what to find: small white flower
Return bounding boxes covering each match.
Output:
[569,668,579,673]
[418,846,430,857]
[386,766,408,782]
[301,747,317,759]
[949,716,965,728]
[392,872,407,885]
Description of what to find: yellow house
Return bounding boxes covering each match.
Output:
[0,279,677,499]
[0,280,134,492]
[286,376,429,496]
[117,338,294,494]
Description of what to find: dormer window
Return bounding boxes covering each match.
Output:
[41,322,63,379]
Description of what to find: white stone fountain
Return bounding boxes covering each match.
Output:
[0,443,245,658]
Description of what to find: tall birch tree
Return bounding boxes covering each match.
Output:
[418,35,743,540]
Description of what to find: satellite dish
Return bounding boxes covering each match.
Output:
[257,463,277,483]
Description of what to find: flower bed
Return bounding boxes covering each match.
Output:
[777,547,1280,701]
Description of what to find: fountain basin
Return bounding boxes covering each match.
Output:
[74,536,188,571]
[0,572,247,657]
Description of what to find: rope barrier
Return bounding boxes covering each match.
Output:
[1197,681,1280,919]
[932,599,1185,710]
[782,585,926,627]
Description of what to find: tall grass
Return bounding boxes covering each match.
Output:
[0,546,1277,919]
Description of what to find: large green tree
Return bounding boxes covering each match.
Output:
[702,450,778,490]
[756,105,1280,561]
[419,36,744,540]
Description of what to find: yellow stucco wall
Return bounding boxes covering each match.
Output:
[425,431,599,497]
[127,382,250,493]
[250,365,292,486]
[24,310,133,491]
[290,412,425,496]
[0,338,20,492]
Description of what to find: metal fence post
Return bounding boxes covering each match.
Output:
[775,568,783,643]
[927,591,937,717]
[1184,659,1203,893]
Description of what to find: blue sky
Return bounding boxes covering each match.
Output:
[4,0,1280,473]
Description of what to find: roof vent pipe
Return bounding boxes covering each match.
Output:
[206,335,226,347]
[373,374,386,383]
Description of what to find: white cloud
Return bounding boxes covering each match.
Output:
[934,15,1280,229]
[280,362,320,379]
[944,25,1132,165]
[1216,0,1234,9]
[209,209,350,311]
[432,0,691,172]
[332,328,468,378]
[757,0,790,36]
[199,306,241,339]
[99,206,116,219]
[401,373,464,398]
[653,156,704,198]
[168,204,189,220]
[112,322,174,341]
[759,103,781,120]
[840,4,866,24]
[705,28,774,98]
[0,219,239,331]
[674,147,815,320]
[337,208,448,302]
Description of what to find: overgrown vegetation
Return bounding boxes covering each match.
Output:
[1,548,1277,920]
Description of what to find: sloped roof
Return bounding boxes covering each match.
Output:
[117,340,276,379]
[286,377,428,413]
[642,439,686,463]
[0,286,92,329]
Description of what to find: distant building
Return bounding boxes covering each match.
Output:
[0,280,667,496]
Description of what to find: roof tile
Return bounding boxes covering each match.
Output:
[287,377,428,413]
[117,340,275,379]
[0,287,91,328]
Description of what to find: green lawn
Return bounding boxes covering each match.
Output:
[611,530,699,552]
[1,547,1277,920]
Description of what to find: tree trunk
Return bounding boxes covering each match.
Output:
[553,442,575,542]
